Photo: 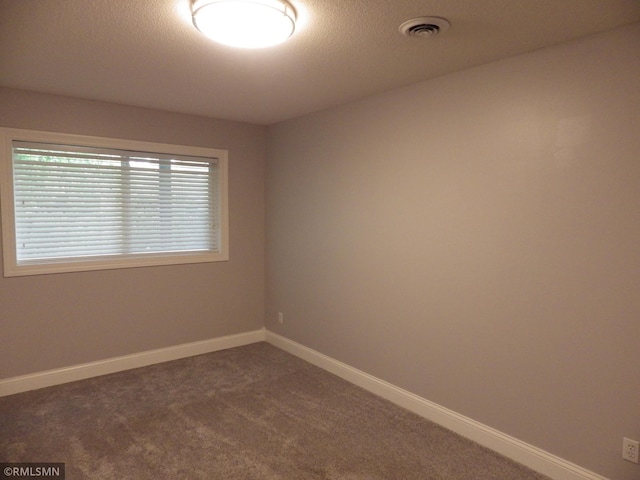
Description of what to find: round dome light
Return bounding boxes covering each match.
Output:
[192,0,296,49]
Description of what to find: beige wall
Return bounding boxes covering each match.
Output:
[0,88,266,378]
[266,23,640,480]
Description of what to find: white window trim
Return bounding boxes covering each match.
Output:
[0,128,229,277]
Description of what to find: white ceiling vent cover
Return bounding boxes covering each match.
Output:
[399,16,450,38]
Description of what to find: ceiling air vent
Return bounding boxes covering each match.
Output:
[399,16,450,38]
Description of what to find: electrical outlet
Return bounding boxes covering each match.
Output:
[623,437,639,464]
[278,312,284,324]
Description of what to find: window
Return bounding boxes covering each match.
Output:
[1,128,228,276]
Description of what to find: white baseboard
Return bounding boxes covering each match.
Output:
[265,331,609,480]
[0,327,609,480]
[0,328,267,397]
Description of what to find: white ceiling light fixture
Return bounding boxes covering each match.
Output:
[192,0,297,49]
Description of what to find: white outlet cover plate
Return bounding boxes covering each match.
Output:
[623,437,639,463]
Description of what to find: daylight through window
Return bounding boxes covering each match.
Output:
[1,129,228,276]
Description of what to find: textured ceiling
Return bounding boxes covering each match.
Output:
[1,0,639,125]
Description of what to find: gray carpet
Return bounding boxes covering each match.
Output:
[0,342,550,479]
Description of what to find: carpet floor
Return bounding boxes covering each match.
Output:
[0,342,551,479]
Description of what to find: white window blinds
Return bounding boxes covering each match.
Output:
[12,140,220,263]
